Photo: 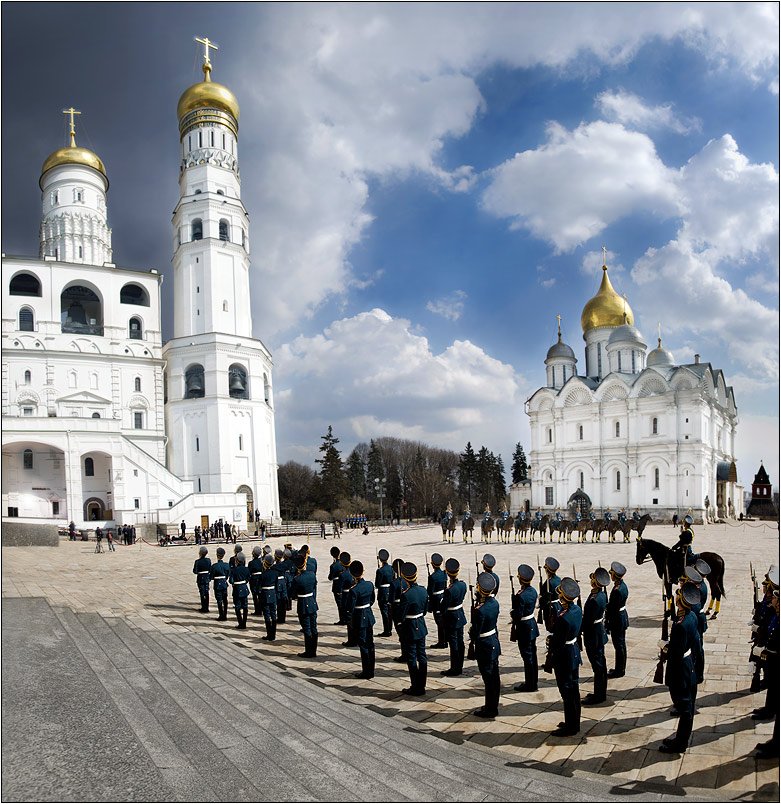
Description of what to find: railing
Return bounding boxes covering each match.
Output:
[62,322,104,336]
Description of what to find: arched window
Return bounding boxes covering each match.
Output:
[654,467,660,489]
[228,363,248,399]
[615,421,620,438]
[578,425,583,441]
[92,412,101,419]
[191,219,203,241]
[219,219,230,242]
[23,449,33,470]
[61,285,102,335]
[617,352,622,372]
[222,300,229,312]
[68,371,77,389]
[652,417,658,435]
[24,370,31,385]
[579,471,584,489]
[216,189,225,195]
[134,377,141,393]
[185,364,205,398]
[10,273,41,296]
[616,470,621,491]
[129,317,143,339]
[18,307,34,331]
[547,427,553,443]
[263,374,270,404]
[85,457,94,477]
[90,373,98,390]
[120,283,150,306]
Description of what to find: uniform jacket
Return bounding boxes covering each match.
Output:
[398,582,428,641]
[259,567,279,606]
[470,596,501,661]
[275,561,291,599]
[306,556,318,575]
[606,580,629,631]
[375,564,394,600]
[248,557,264,591]
[441,579,468,629]
[551,603,582,672]
[291,569,319,615]
[193,556,212,585]
[511,585,540,641]
[210,560,230,592]
[229,564,251,598]
[665,608,700,691]
[582,588,608,647]
[427,568,447,612]
[350,578,376,629]
[328,559,343,593]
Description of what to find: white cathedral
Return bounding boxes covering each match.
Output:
[1,41,280,532]
[526,262,741,524]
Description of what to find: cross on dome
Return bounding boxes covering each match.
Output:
[62,107,81,147]
[195,35,218,79]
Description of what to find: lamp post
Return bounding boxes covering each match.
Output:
[374,476,386,525]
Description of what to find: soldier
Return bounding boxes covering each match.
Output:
[248,545,264,616]
[751,567,777,691]
[339,552,357,647]
[752,568,780,724]
[192,546,212,613]
[398,562,428,696]
[328,545,344,623]
[658,581,703,753]
[301,543,317,575]
[390,558,407,664]
[229,552,250,629]
[229,543,243,568]
[349,560,376,679]
[375,548,394,637]
[440,558,467,677]
[603,507,613,522]
[481,554,500,596]
[427,553,447,648]
[671,517,698,567]
[582,566,610,705]
[540,557,562,632]
[259,553,278,641]
[470,572,501,718]
[606,561,629,679]
[274,548,290,624]
[291,552,318,658]
[511,564,539,693]
[632,508,641,523]
[210,547,230,621]
[550,577,583,737]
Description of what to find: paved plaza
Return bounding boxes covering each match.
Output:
[2,520,779,801]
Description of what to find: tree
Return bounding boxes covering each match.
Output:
[511,442,528,484]
[366,439,385,498]
[458,442,478,508]
[314,425,347,512]
[277,461,317,520]
[345,448,367,499]
[493,453,507,508]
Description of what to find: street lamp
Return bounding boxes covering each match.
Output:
[374,476,386,525]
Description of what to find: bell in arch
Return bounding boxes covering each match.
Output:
[67,301,87,324]
[229,372,246,394]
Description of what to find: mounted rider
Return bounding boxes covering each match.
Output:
[462,506,472,524]
[553,509,563,524]
[603,507,613,521]
[632,509,641,522]
[589,509,597,522]
[498,503,509,525]
[482,504,492,524]
[618,509,627,526]
[534,508,543,523]
[671,515,698,566]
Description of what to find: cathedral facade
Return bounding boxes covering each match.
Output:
[1,45,280,530]
[526,263,740,524]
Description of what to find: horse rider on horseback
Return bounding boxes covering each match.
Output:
[462,507,472,523]
[604,508,613,521]
[589,509,596,522]
[483,505,492,524]
[632,509,641,522]
[618,509,627,526]
[671,515,698,566]
[534,509,543,523]
[553,509,562,523]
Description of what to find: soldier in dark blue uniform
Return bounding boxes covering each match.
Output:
[339,552,358,647]
[471,572,501,718]
[291,552,318,658]
[210,547,230,621]
[550,577,583,736]
[481,553,500,596]
[229,543,243,568]
[606,561,629,679]
[300,543,317,575]
[259,553,278,641]
[328,545,343,623]
[390,558,407,663]
[375,548,394,637]
[681,565,707,684]
[440,558,467,677]
[671,521,698,568]
[349,560,376,679]
[512,564,539,692]
[274,548,290,624]
[659,582,702,753]
[248,545,264,616]
[229,553,251,629]
[582,566,610,705]
[540,557,562,632]
[192,546,212,613]
[754,579,779,759]
[398,562,428,696]
[427,553,447,648]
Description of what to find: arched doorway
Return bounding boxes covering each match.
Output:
[84,497,106,521]
[237,484,254,522]
[568,488,591,518]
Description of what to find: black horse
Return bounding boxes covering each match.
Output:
[636,536,726,618]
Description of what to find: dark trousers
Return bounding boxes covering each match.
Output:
[446,625,465,673]
[263,602,277,640]
[197,582,210,612]
[299,611,318,656]
[355,624,375,677]
[517,637,538,690]
[405,636,427,692]
[214,589,228,620]
[765,658,779,715]
[251,588,262,615]
[554,664,581,731]
[233,595,248,628]
[669,673,697,748]
[585,635,607,699]
[610,626,627,674]
[432,608,444,645]
[277,595,288,623]
[478,656,500,715]
[377,592,392,634]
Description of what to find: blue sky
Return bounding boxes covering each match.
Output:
[2,3,779,488]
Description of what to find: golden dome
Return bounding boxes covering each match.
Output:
[177,68,239,123]
[39,145,107,189]
[580,265,634,332]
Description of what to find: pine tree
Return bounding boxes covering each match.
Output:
[366,439,385,498]
[345,448,367,499]
[511,442,529,484]
[458,442,477,508]
[315,425,347,512]
[493,453,507,507]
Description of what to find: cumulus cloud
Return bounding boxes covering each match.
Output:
[596,89,701,134]
[426,290,467,321]
[274,308,531,462]
[481,121,679,251]
[581,248,625,275]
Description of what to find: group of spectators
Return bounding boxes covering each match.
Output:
[69,520,136,547]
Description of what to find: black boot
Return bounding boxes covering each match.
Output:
[416,663,428,694]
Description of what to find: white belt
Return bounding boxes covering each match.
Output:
[379,584,391,588]
[213,576,226,580]
[766,649,778,655]
[298,593,313,598]
[594,618,604,625]
[565,638,577,645]
[261,586,275,590]
[197,571,209,574]
[683,649,691,658]
[406,613,424,619]
[447,604,463,611]
[354,603,370,609]
[251,572,262,576]
[520,614,535,621]
[479,628,496,638]
[233,580,247,585]
[432,590,445,595]
[617,606,626,611]
[394,599,401,604]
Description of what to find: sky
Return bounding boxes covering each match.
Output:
[2,3,779,489]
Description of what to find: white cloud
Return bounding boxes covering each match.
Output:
[481,121,679,251]
[426,290,467,321]
[274,308,531,463]
[596,89,701,134]
[735,414,780,492]
[581,248,625,276]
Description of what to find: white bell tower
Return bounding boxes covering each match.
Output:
[163,37,280,521]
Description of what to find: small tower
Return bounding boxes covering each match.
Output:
[544,315,577,389]
[647,325,674,369]
[746,462,779,520]
[38,108,112,265]
[606,313,647,374]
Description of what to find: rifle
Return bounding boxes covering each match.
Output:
[509,562,518,642]
[653,566,670,684]
[474,550,480,579]
[536,554,544,625]
[467,571,476,660]
[424,553,431,578]
[749,562,763,692]
[572,563,583,650]
[751,562,759,606]
[376,546,380,568]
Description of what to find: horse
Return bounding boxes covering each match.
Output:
[573,518,590,543]
[549,518,569,543]
[481,516,495,543]
[461,515,475,543]
[588,518,608,542]
[440,512,457,543]
[498,516,513,543]
[629,513,652,540]
[606,519,622,543]
[514,513,530,542]
[636,537,727,618]
[530,515,549,543]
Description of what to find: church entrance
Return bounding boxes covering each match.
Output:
[237,484,254,523]
[84,497,106,521]
[567,488,591,517]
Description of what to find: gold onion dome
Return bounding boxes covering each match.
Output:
[40,144,107,190]
[580,264,634,333]
[177,62,239,123]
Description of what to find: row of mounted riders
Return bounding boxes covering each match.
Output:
[440,511,653,544]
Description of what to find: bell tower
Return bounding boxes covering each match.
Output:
[163,37,280,520]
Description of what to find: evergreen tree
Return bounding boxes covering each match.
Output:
[493,453,507,508]
[511,442,529,484]
[314,425,347,512]
[458,441,478,508]
[366,439,385,498]
[345,448,367,499]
